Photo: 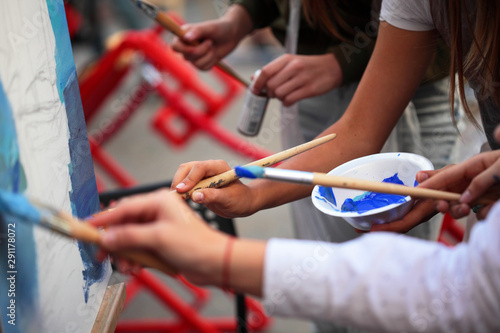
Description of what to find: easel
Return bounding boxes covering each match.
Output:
[92,283,127,333]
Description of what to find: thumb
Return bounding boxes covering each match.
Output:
[183,23,217,43]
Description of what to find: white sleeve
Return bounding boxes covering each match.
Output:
[262,203,500,332]
[380,0,434,31]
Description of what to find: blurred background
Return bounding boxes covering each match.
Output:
[69,0,312,331]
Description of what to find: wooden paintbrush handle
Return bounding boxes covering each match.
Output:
[179,133,337,199]
[311,173,497,205]
[66,215,177,276]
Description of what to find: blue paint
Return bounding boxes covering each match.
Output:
[0,79,39,333]
[316,186,337,207]
[0,191,41,224]
[46,3,108,302]
[414,179,419,187]
[235,165,264,179]
[341,173,407,213]
[46,0,74,101]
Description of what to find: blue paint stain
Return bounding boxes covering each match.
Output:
[341,173,407,214]
[0,79,39,333]
[46,1,108,302]
[316,186,337,207]
[414,179,419,187]
[235,165,264,179]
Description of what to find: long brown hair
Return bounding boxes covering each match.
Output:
[449,0,500,127]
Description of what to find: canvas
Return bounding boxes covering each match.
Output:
[0,1,111,332]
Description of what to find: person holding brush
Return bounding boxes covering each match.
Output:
[171,0,499,237]
[91,125,500,330]
[173,0,461,272]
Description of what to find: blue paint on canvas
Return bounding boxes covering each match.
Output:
[46,0,108,302]
[0,79,40,333]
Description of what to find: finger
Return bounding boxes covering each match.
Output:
[370,199,437,233]
[281,84,316,107]
[460,161,500,204]
[175,160,232,193]
[448,203,470,219]
[172,161,200,191]
[272,77,304,103]
[89,192,165,227]
[100,223,165,252]
[476,204,493,220]
[253,56,290,94]
[416,168,444,183]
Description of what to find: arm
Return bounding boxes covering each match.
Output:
[92,190,500,331]
[174,23,437,217]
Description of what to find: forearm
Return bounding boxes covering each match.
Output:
[222,4,254,42]
[246,23,436,212]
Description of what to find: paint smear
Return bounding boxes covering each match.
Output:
[315,186,337,207]
[341,173,407,214]
[0,79,40,333]
[46,0,108,302]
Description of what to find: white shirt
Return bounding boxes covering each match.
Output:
[263,202,500,332]
[380,0,434,31]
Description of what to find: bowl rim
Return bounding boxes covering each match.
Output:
[311,152,434,218]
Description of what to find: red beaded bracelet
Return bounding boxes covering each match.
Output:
[222,236,235,290]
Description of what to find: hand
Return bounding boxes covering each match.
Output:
[417,149,500,220]
[252,53,343,106]
[172,5,252,70]
[360,198,438,233]
[90,190,228,286]
[172,160,259,218]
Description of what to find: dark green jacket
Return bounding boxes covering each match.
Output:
[231,0,374,85]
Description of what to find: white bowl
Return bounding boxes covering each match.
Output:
[311,153,434,231]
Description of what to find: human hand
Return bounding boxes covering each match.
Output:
[357,198,438,234]
[90,190,229,286]
[417,149,500,220]
[252,53,343,106]
[172,5,252,70]
[172,160,259,218]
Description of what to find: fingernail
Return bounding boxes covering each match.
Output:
[102,231,116,247]
[176,182,186,190]
[460,190,472,203]
[417,172,428,183]
[193,191,204,203]
[184,32,195,40]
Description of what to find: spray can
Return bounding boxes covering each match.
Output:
[237,70,269,136]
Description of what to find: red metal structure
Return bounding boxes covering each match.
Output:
[79,21,273,190]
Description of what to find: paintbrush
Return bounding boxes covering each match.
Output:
[234,165,498,206]
[178,133,337,199]
[0,190,177,276]
[130,0,251,88]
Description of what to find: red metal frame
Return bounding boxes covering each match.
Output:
[80,24,273,189]
[116,269,271,333]
[437,212,465,246]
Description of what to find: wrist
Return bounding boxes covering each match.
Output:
[222,4,254,41]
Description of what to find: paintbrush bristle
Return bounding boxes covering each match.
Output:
[235,165,265,179]
[0,190,72,236]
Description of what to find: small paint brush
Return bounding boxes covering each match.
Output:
[0,191,177,276]
[178,133,337,199]
[234,166,498,206]
[130,0,251,87]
